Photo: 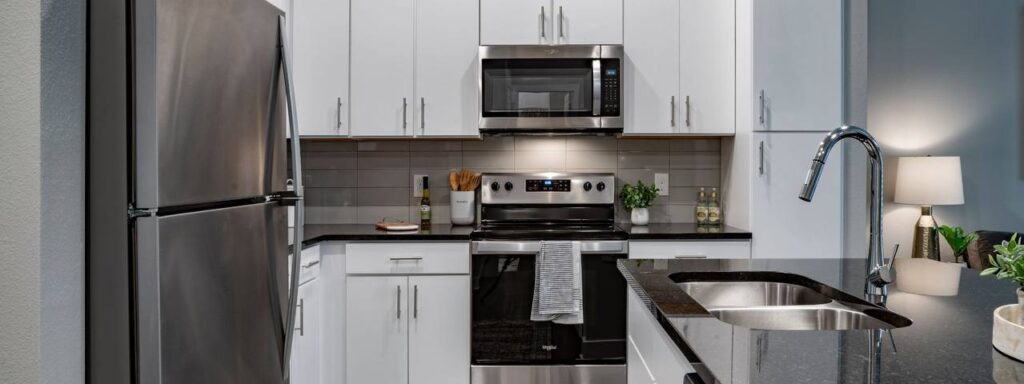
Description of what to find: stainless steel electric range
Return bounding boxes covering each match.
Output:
[470,173,627,384]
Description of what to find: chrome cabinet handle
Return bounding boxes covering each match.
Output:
[540,7,546,39]
[402,97,408,133]
[685,96,691,127]
[389,257,423,262]
[295,299,304,336]
[558,6,564,38]
[336,97,343,133]
[413,285,419,319]
[670,96,676,127]
[674,255,706,259]
[759,90,765,126]
[420,97,425,133]
[301,259,320,269]
[759,141,765,175]
[397,285,402,319]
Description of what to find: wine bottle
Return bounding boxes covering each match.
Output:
[420,176,432,228]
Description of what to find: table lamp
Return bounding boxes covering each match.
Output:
[894,156,965,260]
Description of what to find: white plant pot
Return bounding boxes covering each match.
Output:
[450,191,476,226]
[630,208,650,226]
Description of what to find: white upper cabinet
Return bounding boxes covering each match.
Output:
[481,0,622,45]
[480,0,551,45]
[680,0,735,135]
[753,0,842,132]
[292,0,349,136]
[623,0,679,135]
[751,132,842,259]
[553,0,623,45]
[414,0,480,137]
[350,0,416,137]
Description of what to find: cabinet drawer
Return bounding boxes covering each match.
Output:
[629,240,750,260]
[346,242,470,275]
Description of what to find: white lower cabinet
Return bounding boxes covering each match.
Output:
[629,240,751,260]
[627,288,694,384]
[346,276,409,384]
[291,276,321,384]
[408,276,471,384]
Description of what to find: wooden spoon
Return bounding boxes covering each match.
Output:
[448,170,459,191]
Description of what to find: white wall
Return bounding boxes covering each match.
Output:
[869,0,1024,259]
[0,0,43,382]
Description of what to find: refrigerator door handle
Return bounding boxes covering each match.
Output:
[278,15,305,380]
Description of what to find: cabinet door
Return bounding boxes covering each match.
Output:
[680,0,734,135]
[408,276,470,384]
[627,336,657,384]
[347,276,409,384]
[480,0,551,45]
[623,0,679,135]
[350,0,415,137]
[414,0,480,137]
[292,0,349,136]
[751,133,842,259]
[753,0,842,132]
[553,0,623,45]
[290,279,320,384]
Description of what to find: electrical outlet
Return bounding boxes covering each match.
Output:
[413,174,427,197]
[655,173,669,196]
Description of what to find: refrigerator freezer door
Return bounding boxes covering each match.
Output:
[134,0,287,209]
[136,202,289,384]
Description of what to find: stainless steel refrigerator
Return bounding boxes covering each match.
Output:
[88,0,305,383]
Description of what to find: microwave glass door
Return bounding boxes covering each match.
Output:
[482,59,595,117]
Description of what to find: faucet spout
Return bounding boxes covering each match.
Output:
[798,126,892,305]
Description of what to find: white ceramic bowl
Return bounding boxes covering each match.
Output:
[993,304,1024,363]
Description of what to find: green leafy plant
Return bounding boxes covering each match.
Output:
[620,181,660,210]
[981,233,1024,287]
[937,225,977,263]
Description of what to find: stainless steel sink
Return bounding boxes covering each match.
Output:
[677,281,832,308]
[671,273,912,331]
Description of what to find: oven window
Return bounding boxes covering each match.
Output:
[481,59,595,117]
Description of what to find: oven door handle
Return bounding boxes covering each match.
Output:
[471,241,628,255]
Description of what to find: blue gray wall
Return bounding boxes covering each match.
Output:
[869,0,1024,259]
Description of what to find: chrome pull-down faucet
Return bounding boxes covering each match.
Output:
[798,125,895,306]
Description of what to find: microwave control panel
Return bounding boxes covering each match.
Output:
[600,59,621,116]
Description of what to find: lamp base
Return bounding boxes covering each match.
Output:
[911,205,941,261]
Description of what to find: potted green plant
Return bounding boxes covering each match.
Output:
[937,225,978,264]
[980,233,1024,304]
[620,181,659,226]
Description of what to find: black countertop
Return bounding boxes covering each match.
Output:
[302,223,751,247]
[619,258,1024,384]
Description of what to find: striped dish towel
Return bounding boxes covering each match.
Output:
[530,241,583,325]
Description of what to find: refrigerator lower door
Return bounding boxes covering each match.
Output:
[136,202,289,384]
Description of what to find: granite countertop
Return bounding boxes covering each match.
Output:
[619,258,1024,384]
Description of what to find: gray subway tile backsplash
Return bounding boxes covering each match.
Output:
[301,137,722,224]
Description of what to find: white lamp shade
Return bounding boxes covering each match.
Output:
[894,156,965,205]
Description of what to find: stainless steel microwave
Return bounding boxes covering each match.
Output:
[479,45,623,134]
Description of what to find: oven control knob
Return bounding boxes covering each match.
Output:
[490,181,500,191]
[583,182,593,191]
[504,181,514,191]
[596,182,606,192]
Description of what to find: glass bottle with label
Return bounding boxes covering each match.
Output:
[420,176,432,228]
[696,188,709,225]
[708,188,722,226]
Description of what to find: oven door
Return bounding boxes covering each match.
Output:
[470,240,627,367]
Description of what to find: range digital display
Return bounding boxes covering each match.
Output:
[526,179,571,192]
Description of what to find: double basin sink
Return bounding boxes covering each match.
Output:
[671,272,912,331]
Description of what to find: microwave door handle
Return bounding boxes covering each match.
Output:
[592,60,601,117]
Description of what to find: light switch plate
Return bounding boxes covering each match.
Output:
[655,173,669,196]
[413,174,427,197]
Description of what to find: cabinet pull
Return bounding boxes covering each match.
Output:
[420,97,426,133]
[336,97,343,133]
[413,285,419,319]
[558,6,564,38]
[295,299,304,336]
[402,98,408,133]
[685,96,691,127]
[759,141,765,175]
[670,96,676,127]
[540,7,546,39]
[674,255,706,259]
[397,285,402,319]
[759,90,765,126]
[301,259,320,269]
[389,257,423,262]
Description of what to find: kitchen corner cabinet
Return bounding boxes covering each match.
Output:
[480,0,622,45]
[753,0,842,132]
[624,0,734,135]
[751,133,842,259]
[292,0,349,136]
[350,0,478,137]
